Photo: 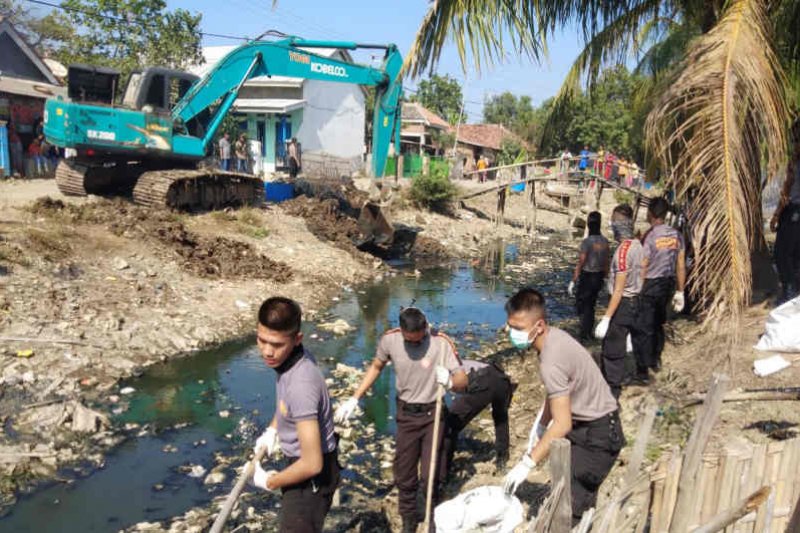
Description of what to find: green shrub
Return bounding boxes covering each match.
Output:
[409,166,458,212]
[614,189,633,205]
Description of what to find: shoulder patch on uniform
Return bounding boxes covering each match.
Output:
[433,331,462,363]
[618,239,632,271]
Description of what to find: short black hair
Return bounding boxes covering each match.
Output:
[587,211,602,235]
[612,204,633,219]
[258,296,302,335]
[648,197,670,220]
[399,307,427,332]
[505,288,547,320]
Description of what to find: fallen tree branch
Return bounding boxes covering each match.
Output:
[683,390,800,407]
[689,486,770,533]
[0,336,106,349]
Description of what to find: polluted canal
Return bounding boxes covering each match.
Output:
[1,237,577,532]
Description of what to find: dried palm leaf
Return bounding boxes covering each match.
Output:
[646,0,789,324]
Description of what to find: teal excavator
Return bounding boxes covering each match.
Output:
[43,36,403,220]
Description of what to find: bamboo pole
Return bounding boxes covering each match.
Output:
[210,446,268,533]
[421,384,444,533]
[625,399,658,488]
[690,487,770,533]
[683,391,800,407]
[671,374,731,533]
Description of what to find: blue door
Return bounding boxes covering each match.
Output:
[275,116,291,167]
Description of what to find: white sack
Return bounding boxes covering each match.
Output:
[434,485,523,533]
[754,296,800,352]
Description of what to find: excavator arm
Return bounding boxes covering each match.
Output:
[171,38,403,177]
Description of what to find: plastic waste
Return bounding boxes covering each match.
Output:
[434,485,523,533]
[754,296,800,352]
[753,355,792,377]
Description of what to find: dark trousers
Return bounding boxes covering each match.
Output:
[566,411,625,523]
[638,277,675,369]
[395,400,446,521]
[576,271,605,340]
[279,448,340,533]
[775,204,800,303]
[602,297,645,398]
[444,364,513,466]
[289,157,299,178]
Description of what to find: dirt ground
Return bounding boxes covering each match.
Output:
[3,175,798,530]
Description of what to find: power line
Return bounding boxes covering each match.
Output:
[23,0,250,41]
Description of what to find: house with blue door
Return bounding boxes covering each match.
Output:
[193,45,366,175]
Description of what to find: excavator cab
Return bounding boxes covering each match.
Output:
[121,68,199,113]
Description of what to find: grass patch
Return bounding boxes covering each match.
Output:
[614,190,634,205]
[23,226,74,261]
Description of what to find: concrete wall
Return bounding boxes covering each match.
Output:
[295,74,365,161]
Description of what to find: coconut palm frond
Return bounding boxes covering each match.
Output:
[536,0,661,148]
[403,0,541,78]
[646,0,789,323]
[634,20,699,78]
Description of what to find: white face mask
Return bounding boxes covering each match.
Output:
[509,327,531,349]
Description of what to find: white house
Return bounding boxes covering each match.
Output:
[193,46,366,175]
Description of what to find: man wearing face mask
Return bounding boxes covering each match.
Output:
[334,307,467,533]
[503,288,623,524]
[594,204,647,397]
[637,197,686,372]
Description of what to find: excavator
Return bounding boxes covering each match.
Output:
[43,35,405,249]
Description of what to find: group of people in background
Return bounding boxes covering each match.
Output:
[218,133,301,177]
[5,118,61,178]
[569,198,686,398]
[564,145,642,188]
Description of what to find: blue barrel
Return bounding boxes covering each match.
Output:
[0,122,9,178]
[510,182,525,193]
[265,182,295,203]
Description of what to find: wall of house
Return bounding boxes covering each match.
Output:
[295,76,365,161]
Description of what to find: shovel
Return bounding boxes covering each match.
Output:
[421,383,444,533]
[209,445,268,533]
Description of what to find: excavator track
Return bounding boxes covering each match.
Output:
[133,169,264,210]
[55,160,139,197]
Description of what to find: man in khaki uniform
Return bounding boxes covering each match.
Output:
[335,307,467,533]
[503,288,624,524]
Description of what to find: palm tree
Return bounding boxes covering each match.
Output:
[405,0,796,324]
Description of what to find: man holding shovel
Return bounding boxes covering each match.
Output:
[335,307,467,533]
[250,297,340,533]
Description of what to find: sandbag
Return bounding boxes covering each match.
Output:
[754,296,800,352]
[434,485,523,533]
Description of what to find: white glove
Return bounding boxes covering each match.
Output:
[567,280,575,297]
[626,334,633,354]
[525,407,547,454]
[672,291,685,313]
[503,455,536,494]
[334,397,359,424]
[594,317,611,339]
[254,426,279,457]
[435,365,452,389]
[252,461,277,491]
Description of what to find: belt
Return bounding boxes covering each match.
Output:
[572,409,619,429]
[397,399,437,414]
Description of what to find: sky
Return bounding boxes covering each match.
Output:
[162,0,584,123]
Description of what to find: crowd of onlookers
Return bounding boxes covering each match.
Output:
[4,118,62,178]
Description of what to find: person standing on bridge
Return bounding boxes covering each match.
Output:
[335,307,467,533]
[579,145,591,173]
[502,288,623,524]
[235,133,249,173]
[250,297,340,533]
[568,211,610,341]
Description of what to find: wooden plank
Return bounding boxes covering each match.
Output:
[787,492,800,533]
[662,449,684,532]
[635,482,654,533]
[782,439,800,532]
[671,374,731,533]
[750,444,768,533]
[625,399,659,488]
[692,455,719,529]
[701,455,723,524]
[550,438,572,532]
[691,487,771,533]
[716,450,742,524]
[651,455,670,533]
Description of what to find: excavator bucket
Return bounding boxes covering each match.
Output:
[358,201,395,246]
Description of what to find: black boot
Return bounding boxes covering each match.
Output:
[401,515,418,533]
[495,450,509,472]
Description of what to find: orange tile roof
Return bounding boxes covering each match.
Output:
[456,124,525,151]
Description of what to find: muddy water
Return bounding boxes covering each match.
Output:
[0,239,575,533]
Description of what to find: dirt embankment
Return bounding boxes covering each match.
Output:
[0,176,578,511]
